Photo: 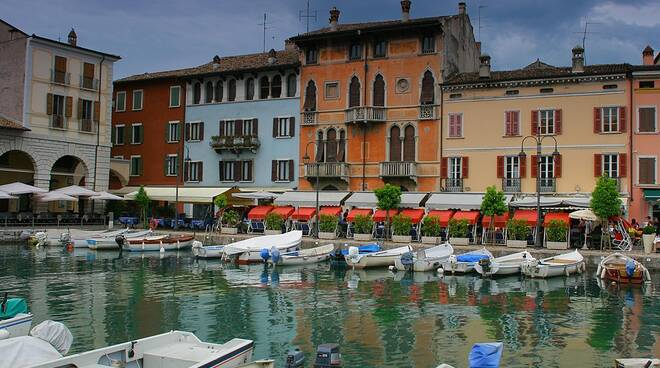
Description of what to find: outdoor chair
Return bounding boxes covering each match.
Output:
[248,220,265,234]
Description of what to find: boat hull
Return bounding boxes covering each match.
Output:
[346,246,413,269]
[596,253,651,284]
[394,255,449,272]
[194,245,225,258]
[236,245,300,264]
[0,313,33,339]
[276,253,331,266]
[523,262,584,278]
[123,238,194,252]
[603,268,646,284]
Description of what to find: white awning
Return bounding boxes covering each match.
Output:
[399,193,428,208]
[425,192,513,210]
[124,187,234,203]
[344,192,377,208]
[510,195,592,208]
[274,191,350,207]
[238,187,292,193]
[0,182,48,195]
[109,186,140,195]
[54,185,99,197]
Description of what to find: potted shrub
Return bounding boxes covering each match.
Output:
[545,219,569,250]
[375,184,402,240]
[318,214,338,239]
[265,212,284,235]
[421,216,442,244]
[448,218,471,245]
[221,209,240,234]
[391,214,412,243]
[642,224,656,254]
[481,185,508,245]
[352,214,374,241]
[506,219,530,248]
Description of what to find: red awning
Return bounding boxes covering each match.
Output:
[399,208,425,224]
[347,208,373,222]
[452,211,480,225]
[271,206,294,219]
[481,213,510,228]
[292,207,316,221]
[512,210,538,226]
[373,209,398,222]
[543,212,570,226]
[427,210,454,227]
[247,205,273,220]
[318,206,342,217]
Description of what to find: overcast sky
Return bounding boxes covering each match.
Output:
[2,0,659,79]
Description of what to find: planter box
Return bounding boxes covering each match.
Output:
[507,239,527,248]
[265,229,281,235]
[221,227,238,235]
[319,232,337,240]
[421,236,442,245]
[546,240,568,250]
[451,237,470,246]
[354,233,372,241]
[643,233,656,254]
[392,235,412,243]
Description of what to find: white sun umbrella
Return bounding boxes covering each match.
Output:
[569,209,598,221]
[0,190,17,199]
[54,185,100,197]
[90,191,123,200]
[233,191,280,200]
[37,192,77,202]
[0,182,48,195]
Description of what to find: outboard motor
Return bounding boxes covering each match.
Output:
[478,258,492,275]
[313,343,342,368]
[191,241,203,257]
[346,246,359,265]
[271,246,281,265]
[59,232,71,245]
[400,251,415,271]
[115,234,126,248]
[260,248,271,263]
[33,232,48,247]
[285,348,305,368]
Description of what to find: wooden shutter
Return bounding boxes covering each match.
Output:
[272,118,278,137]
[461,156,469,178]
[55,56,66,72]
[420,71,434,104]
[77,98,83,119]
[554,154,562,178]
[505,112,512,136]
[164,157,168,176]
[252,119,258,136]
[349,77,360,108]
[185,123,191,141]
[46,93,53,115]
[337,136,346,162]
[138,158,143,176]
[619,107,627,132]
[315,139,325,162]
[248,161,253,181]
[139,125,144,143]
[531,155,538,178]
[289,117,295,137]
[65,96,73,118]
[448,114,455,137]
[219,120,225,136]
[496,156,504,178]
[373,76,385,106]
[326,129,337,162]
[219,161,225,181]
[593,107,601,133]
[83,63,94,78]
[198,162,203,182]
[531,110,538,136]
[594,154,602,177]
[233,161,240,182]
[199,122,204,141]
[184,162,189,182]
[235,119,243,136]
[111,125,116,144]
[554,109,562,134]
[520,155,527,177]
[271,161,277,181]
[304,81,316,111]
[93,101,100,122]
[288,160,294,181]
[124,125,130,144]
[440,157,448,178]
[619,153,627,177]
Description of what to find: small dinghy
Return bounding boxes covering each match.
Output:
[223,231,302,264]
[521,249,586,278]
[87,229,152,250]
[392,243,454,272]
[345,245,413,269]
[474,251,533,277]
[192,241,225,258]
[440,248,493,274]
[63,228,130,248]
[269,243,335,266]
[596,253,651,284]
[0,294,33,340]
[436,342,503,368]
[120,234,195,252]
[331,243,382,262]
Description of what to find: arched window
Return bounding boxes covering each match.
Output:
[337,129,346,162]
[215,81,223,102]
[420,71,435,105]
[389,126,401,162]
[349,76,360,108]
[259,76,270,99]
[286,74,297,97]
[271,75,282,98]
[403,125,415,161]
[228,79,236,101]
[304,81,316,111]
[373,74,385,107]
[205,81,213,103]
[326,128,337,162]
[315,131,324,162]
[245,78,255,100]
[193,82,201,104]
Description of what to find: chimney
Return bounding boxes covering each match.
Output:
[267,49,277,64]
[284,39,297,51]
[212,55,221,70]
[401,0,411,22]
[475,41,481,55]
[329,7,340,31]
[67,28,77,47]
[458,2,466,15]
[479,54,491,78]
[571,45,584,73]
[642,45,654,65]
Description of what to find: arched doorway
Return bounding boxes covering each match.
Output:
[0,150,36,212]
[322,185,338,191]
[50,156,88,213]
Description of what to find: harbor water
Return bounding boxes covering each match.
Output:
[0,243,658,367]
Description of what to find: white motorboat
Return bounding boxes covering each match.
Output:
[269,243,335,266]
[87,229,152,250]
[192,241,225,258]
[474,251,533,277]
[0,296,33,340]
[223,231,302,264]
[440,248,494,274]
[64,228,130,248]
[345,245,413,269]
[521,249,586,278]
[392,243,454,272]
[596,252,652,284]
[121,234,195,252]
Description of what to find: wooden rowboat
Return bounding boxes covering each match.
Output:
[122,234,195,252]
[596,253,651,284]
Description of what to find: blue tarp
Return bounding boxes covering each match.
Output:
[340,244,381,255]
[469,342,503,368]
[457,254,490,263]
[626,259,636,278]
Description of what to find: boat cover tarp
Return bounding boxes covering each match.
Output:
[468,342,503,368]
[0,336,62,368]
[30,320,73,355]
[457,254,490,263]
[0,298,27,320]
[340,244,381,255]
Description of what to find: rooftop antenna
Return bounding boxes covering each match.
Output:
[258,13,273,52]
[573,18,601,64]
[478,4,487,41]
[299,0,317,33]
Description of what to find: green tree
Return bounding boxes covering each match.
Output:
[375,184,401,240]
[134,186,150,228]
[590,176,622,248]
[480,185,507,244]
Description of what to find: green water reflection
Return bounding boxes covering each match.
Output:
[0,244,658,367]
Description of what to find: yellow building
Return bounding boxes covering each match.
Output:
[441,47,631,203]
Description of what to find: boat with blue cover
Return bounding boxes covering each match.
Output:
[330,243,382,262]
[440,248,493,274]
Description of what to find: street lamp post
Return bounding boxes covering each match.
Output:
[518,135,559,247]
[303,141,321,239]
[175,146,191,230]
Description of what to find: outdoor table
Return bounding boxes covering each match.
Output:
[170,219,185,228]
[191,220,205,229]
[119,216,138,226]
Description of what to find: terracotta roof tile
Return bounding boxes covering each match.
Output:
[0,115,28,131]
[289,16,447,40]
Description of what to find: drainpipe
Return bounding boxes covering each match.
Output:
[92,55,105,216]
[361,34,368,191]
[439,86,444,191]
[628,75,634,214]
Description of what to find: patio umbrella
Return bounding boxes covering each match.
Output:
[37,192,77,202]
[233,191,280,200]
[0,182,47,195]
[90,191,123,200]
[0,190,17,199]
[569,209,598,221]
[54,185,100,197]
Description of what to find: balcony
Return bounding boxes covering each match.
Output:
[444,178,463,192]
[80,76,99,90]
[345,106,386,124]
[380,161,416,180]
[419,105,436,120]
[210,135,260,153]
[78,119,96,133]
[304,162,349,182]
[539,178,556,193]
[302,112,317,125]
[50,69,70,85]
[502,178,521,193]
[50,115,67,129]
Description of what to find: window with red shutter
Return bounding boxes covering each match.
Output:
[531,110,539,135]
[554,109,562,134]
[520,155,526,177]
[440,157,448,178]
[448,113,462,138]
[496,156,504,178]
[593,107,601,133]
[531,155,538,178]
[619,153,627,177]
[594,154,602,177]
[619,106,627,132]
[462,156,469,178]
[554,154,562,178]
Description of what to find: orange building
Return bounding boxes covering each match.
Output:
[110,75,186,190]
[290,1,479,192]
